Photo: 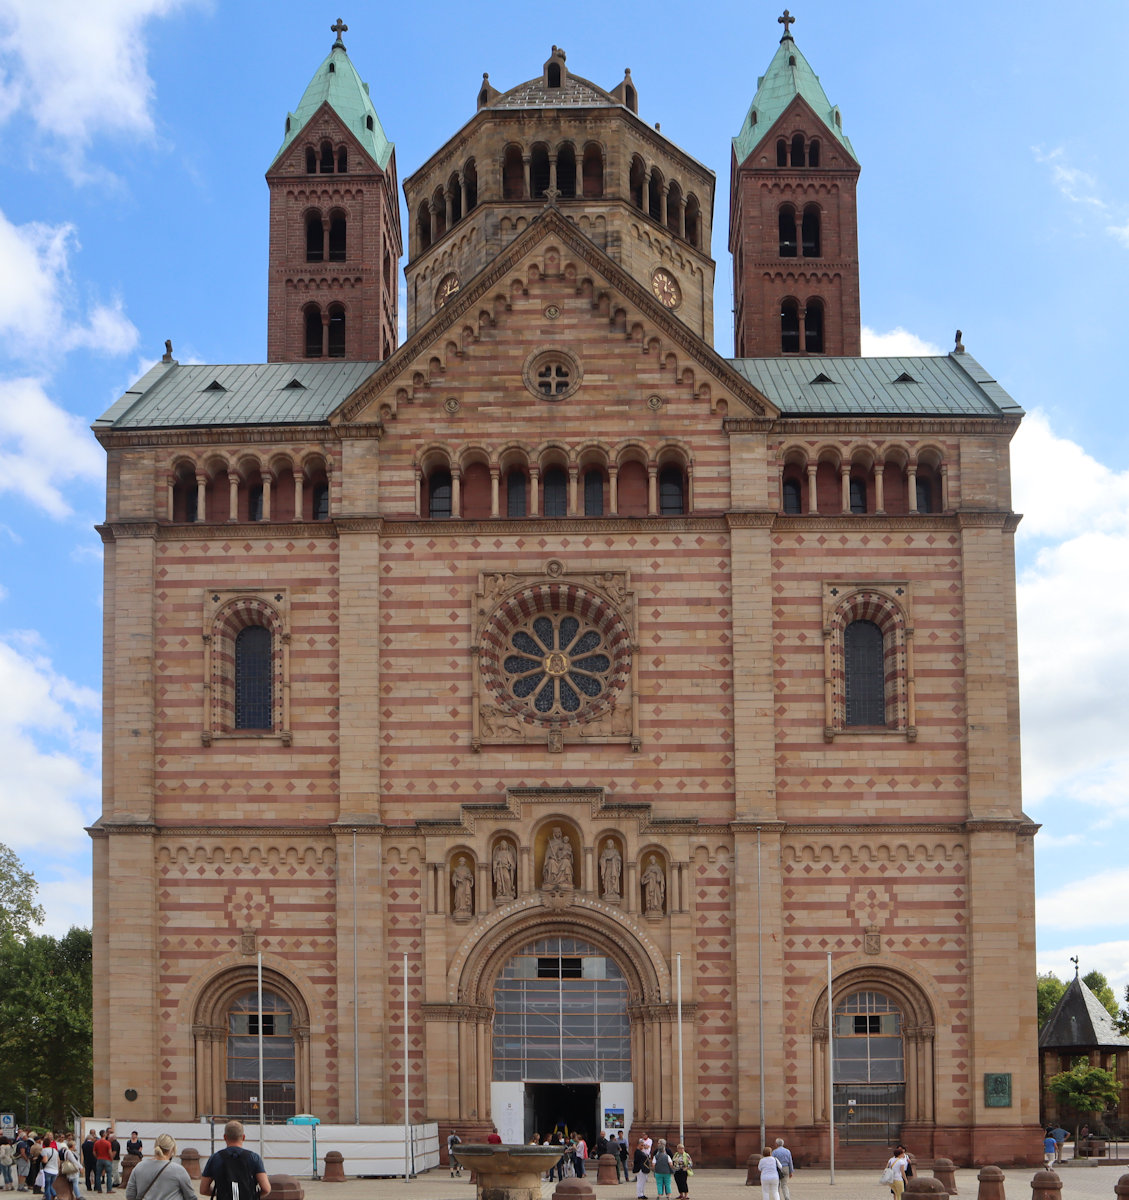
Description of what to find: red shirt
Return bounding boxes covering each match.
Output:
[93,1139,112,1162]
[486,1133,502,1144]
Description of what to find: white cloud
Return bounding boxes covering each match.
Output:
[1033,146,1129,246]
[1038,869,1129,933]
[1012,412,1129,815]
[1037,938,1129,995]
[0,632,100,856]
[35,870,93,936]
[0,0,196,169]
[861,326,943,357]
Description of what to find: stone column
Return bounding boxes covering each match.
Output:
[529,466,540,517]
[647,465,658,516]
[445,188,453,227]
[262,473,272,521]
[686,464,694,514]
[659,183,669,227]
[429,200,439,242]
[490,467,500,518]
[568,465,579,516]
[874,464,885,513]
[195,474,207,522]
[549,153,558,195]
[294,473,304,521]
[907,465,919,512]
[228,473,239,521]
[839,464,851,513]
[609,464,619,515]
[459,171,468,214]
[166,477,175,521]
[807,463,818,513]
[522,155,531,200]
[452,471,461,518]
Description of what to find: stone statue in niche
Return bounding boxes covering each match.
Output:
[492,839,517,901]
[542,826,575,890]
[599,839,622,899]
[642,855,666,915]
[451,856,474,916]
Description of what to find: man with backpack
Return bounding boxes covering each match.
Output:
[199,1123,270,1200]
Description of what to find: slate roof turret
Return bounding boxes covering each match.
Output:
[1039,974,1129,1050]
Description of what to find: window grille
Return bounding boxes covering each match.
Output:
[234,626,272,730]
[844,619,885,725]
[659,466,685,515]
[429,469,453,519]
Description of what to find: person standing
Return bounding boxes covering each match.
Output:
[772,1138,794,1200]
[652,1141,673,1197]
[757,1146,781,1200]
[1042,1131,1057,1169]
[107,1134,121,1191]
[81,1136,96,1192]
[632,1140,651,1199]
[671,1143,693,1199]
[124,1137,142,1162]
[618,1134,629,1182]
[126,1135,194,1200]
[1050,1126,1068,1164]
[61,1138,84,1200]
[573,1133,587,1179]
[92,1133,113,1195]
[200,1121,270,1200]
[38,1141,59,1200]
[446,1131,462,1179]
[884,1145,910,1199]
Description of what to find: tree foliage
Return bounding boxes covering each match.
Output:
[1082,970,1120,1021]
[0,927,93,1128]
[0,842,45,940]
[1046,1060,1122,1143]
[1038,972,1067,1028]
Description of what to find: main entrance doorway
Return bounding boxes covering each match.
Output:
[832,990,906,1142]
[526,1082,599,1142]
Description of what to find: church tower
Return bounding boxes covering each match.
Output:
[730,13,860,356]
[266,21,401,362]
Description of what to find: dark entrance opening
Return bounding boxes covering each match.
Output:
[526,1082,600,1143]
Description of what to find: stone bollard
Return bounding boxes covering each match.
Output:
[1028,1169,1061,1200]
[933,1157,958,1195]
[322,1151,345,1183]
[976,1164,1006,1200]
[553,1179,597,1200]
[1090,1140,1108,1159]
[121,1154,142,1186]
[746,1151,762,1185]
[54,1174,75,1200]
[180,1148,201,1179]
[266,1175,305,1200]
[1114,1173,1129,1200]
[906,1178,950,1200]
[596,1153,619,1185]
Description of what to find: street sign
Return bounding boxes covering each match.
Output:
[0,1114,15,1137]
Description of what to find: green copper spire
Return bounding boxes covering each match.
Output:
[272,21,393,170]
[733,18,857,166]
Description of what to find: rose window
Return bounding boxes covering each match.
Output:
[481,582,631,727]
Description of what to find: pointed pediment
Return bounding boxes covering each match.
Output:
[268,99,390,179]
[333,206,777,427]
[737,92,858,171]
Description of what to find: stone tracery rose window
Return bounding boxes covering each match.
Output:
[481,582,631,727]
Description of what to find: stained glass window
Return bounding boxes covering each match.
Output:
[234,626,272,730]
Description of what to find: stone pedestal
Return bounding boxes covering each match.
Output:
[266,1174,304,1200]
[54,1174,75,1200]
[553,1180,596,1199]
[595,1154,618,1185]
[906,1179,949,1199]
[976,1164,1005,1200]
[933,1157,958,1194]
[745,1152,761,1185]
[121,1155,141,1186]
[180,1148,201,1180]
[1028,1170,1061,1200]
[322,1151,345,1182]
[1113,1173,1129,1200]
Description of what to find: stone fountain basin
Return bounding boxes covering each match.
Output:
[452,1144,563,1199]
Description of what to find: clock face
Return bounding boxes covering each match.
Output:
[651,269,681,309]
[436,273,461,307]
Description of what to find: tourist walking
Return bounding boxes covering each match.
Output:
[883,1145,910,1199]
[200,1121,270,1200]
[447,1131,462,1178]
[772,1138,794,1200]
[125,1135,193,1200]
[671,1143,693,1199]
[757,1145,781,1200]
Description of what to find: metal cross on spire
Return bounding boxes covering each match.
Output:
[331,18,348,48]
[778,9,796,39]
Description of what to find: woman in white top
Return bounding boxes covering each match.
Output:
[885,1145,910,1199]
[124,1135,195,1200]
[757,1146,781,1200]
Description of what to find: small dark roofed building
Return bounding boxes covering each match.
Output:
[1039,971,1129,1132]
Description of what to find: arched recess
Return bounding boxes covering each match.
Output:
[438,901,673,1125]
[191,962,312,1121]
[809,964,937,1131]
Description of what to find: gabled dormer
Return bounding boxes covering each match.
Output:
[729,14,861,357]
[265,21,402,363]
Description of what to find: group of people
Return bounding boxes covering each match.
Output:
[1042,1125,1070,1167]
[0,1122,267,1200]
[753,1139,795,1200]
[631,1135,696,1198]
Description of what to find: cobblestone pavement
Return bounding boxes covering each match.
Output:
[281,1163,1129,1200]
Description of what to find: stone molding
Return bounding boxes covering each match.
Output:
[726,414,1023,437]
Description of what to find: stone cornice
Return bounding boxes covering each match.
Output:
[94,424,333,449]
[726,512,776,529]
[956,511,1023,532]
[377,515,728,536]
[726,414,1023,437]
[100,520,339,541]
[87,821,336,839]
[333,422,385,440]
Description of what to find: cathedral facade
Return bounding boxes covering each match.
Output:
[91,21,1040,1167]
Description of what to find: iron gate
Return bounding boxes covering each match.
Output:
[833,1083,905,1143]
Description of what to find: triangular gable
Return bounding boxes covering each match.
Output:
[267,99,391,179]
[333,205,776,425]
[736,92,858,171]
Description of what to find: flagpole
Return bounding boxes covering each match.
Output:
[257,952,265,1159]
[403,953,410,1183]
[828,951,835,1185]
[676,953,685,1146]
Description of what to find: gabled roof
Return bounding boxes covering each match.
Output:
[270,36,393,171]
[728,354,1023,418]
[94,361,381,431]
[734,34,857,166]
[1039,975,1129,1051]
[492,71,618,110]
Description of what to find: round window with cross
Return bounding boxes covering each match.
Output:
[522,348,582,401]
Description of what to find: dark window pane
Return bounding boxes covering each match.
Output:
[783,478,802,514]
[850,477,867,514]
[543,467,567,517]
[235,626,272,729]
[429,469,452,519]
[916,478,933,513]
[507,471,527,517]
[659,466,684,515]
[844,619,885,726]
[584,470,603,516]
[312,482,329,520]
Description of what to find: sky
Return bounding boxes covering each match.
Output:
[0,0,1127,998]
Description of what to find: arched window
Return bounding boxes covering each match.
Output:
[685,196,701,248]
[328,215,346,262]
[809,139,821,167]
[779,206,797,256]
[234,626,272,730]
[802,205,821,256]
[247,484,264,522]
[556,145,576,198]
[791,133,806,167]
[547,62,561,87]
[781,299,800,352]
[782,477,803,514]
[659,465,685,515]
[427,468,453,518]
[777,138,788,166]
[543,466,567,517]
[327,305,345,358]
[503,145,524,200]
[844,620,885,725]
[805,298,825,353]
[667,181,683,236]
[849,474,867,514]
[582,144,603,198]
[336,146,347,173]
[832,991,905,1141]
[312,481,330,520]
[226,990,296,1120]
[448,174,462,224]
[583,469,604,516]
[530,145,550,199]
[172,466,198,523]
[417,201,432,251]
[629,157,645,209]
[505,469,527,518]
[320,140,334,173]
[916,476,934,513]
[624,83,636,111]
[432,189,447,239]
[306,215,324,263]
[648,170,663,222]
[305,147,316,174]
[304,307,322,358]
[464,159,478,211]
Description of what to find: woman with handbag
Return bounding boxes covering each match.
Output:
[671,1143,693,1199]
[757,1146,781,1200]
[881,1145,910,1199]
[61,1139,84,1200]
[123,1136,193,1200]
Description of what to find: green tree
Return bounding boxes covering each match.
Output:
[1082,969,1120,1021]
[0,927,93,1128]
[0,842,45,939]
[1120,985,1129,1038]
[1038,972,1067,1028]
[1046,1060,1122,1148]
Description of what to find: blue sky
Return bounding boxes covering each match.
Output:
[1,0,1127,996]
